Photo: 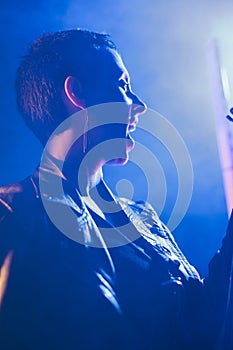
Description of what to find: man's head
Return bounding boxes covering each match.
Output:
[16,29,117,144]
[16,28,146,170]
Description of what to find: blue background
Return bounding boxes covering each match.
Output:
[1,0,232,276]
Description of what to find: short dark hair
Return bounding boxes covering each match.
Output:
[16,29,117,144]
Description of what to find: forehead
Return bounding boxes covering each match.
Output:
[95,48,129,80]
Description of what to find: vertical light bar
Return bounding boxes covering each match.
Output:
[207,39,233,217]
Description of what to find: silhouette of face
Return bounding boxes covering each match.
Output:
[83,48,147,166]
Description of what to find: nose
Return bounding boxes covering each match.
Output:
[130,91,147,117]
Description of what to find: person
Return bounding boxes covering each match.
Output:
[0,29,232,350]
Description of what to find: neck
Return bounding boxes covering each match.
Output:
[46,134,103,196]
[78,167,103,196]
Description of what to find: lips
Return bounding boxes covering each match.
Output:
[127,115,138,134]
[127,123,137,133]
[126,120,137,150]
[127,120,138,134]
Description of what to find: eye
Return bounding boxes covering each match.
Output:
[119,79,130,92]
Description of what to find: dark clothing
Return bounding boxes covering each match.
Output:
[0,166,232,349]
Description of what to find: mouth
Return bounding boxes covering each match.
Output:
[127,123,137,134]
[125,118,138,151]
[126,115,138,134]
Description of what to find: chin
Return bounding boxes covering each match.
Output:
[105,139,134,166]
[106,155,129,166]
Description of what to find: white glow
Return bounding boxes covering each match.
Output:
[221,67,231,103]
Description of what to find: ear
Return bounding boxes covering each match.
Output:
[64,76,85,109]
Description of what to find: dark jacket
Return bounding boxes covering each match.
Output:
[0,169,232,350]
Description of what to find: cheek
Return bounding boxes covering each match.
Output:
[88,125,127,150]
[98,87,133,105]
[85,83,133,106]
[114,88,133,105]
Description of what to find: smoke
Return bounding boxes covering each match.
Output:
[0,0,232,273]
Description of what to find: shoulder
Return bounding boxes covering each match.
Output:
[117,197,171,238]
[0,177,36,222]
[117,197,156,213]
[118,197,201,279]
